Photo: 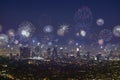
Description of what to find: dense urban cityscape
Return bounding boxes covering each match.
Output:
[0,0,120,80]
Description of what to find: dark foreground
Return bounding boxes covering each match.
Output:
[0,57,120,80]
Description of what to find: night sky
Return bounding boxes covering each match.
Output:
[0,0,120,45]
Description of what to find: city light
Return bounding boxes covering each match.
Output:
[0,0,120,80]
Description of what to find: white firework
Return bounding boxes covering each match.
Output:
[96,18,104,26]
[76,30,86,37]
[21,30,30,37]
[18,21,35,38]
[0,34,8,45]
[60,25,69,31]
[113,25,120,37]
[43,25,53,33]
[80,30,86,37]
[57,24,69,36]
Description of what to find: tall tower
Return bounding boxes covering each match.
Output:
[20,47,31,58]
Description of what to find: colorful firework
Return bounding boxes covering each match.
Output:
[74,6,93,25]
[98,39,104,45]
[7,29,15,37]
